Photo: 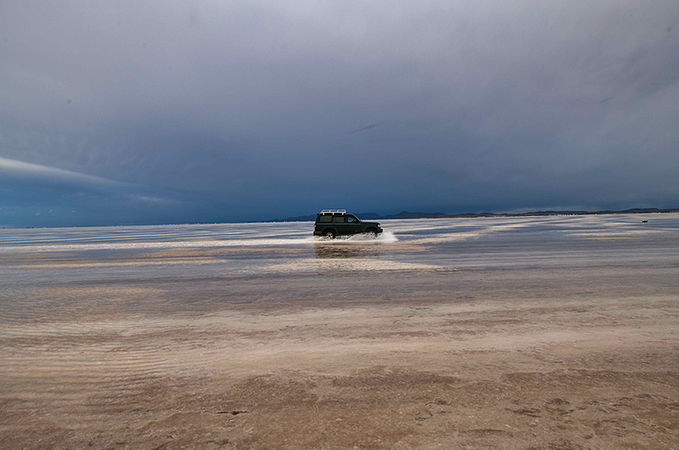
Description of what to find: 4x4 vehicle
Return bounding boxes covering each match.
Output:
[313,209,383,239]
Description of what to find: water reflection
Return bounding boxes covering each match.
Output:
[314,243,382,259]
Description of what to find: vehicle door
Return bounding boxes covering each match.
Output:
[317,213,332,233]
[345,215,360,234]
[332,214,347,235]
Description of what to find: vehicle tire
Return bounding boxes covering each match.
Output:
[365,229,377,239]
[324,229,336,239]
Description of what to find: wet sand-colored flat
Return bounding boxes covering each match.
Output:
[1,215,678,449]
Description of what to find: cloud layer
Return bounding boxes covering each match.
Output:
[1,0,678,226]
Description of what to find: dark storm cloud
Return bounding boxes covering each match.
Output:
[1,0,678,226]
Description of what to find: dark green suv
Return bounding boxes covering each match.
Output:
[313,209,383,239]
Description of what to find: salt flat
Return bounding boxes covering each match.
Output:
[1,214,678,449]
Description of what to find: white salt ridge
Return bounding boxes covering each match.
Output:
[0,231,398,253]
[265,258,438,273]
[0,238,312,253]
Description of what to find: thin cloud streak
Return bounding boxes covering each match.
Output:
[350,122,385,133]
[0,157,131,190]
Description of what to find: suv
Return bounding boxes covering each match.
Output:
[313,209,383,239]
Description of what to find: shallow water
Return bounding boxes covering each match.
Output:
[1,213,678,326]
[2,214,679,449]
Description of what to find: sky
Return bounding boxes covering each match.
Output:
[1,0,678,227]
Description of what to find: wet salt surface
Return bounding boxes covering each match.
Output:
[1,213,678,325]
[2,214,679,450]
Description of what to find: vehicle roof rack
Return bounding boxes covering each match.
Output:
[320,209,346,214]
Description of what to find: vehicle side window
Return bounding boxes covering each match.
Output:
[333,215,345,223]
[319,215,332,223]
[347,216,357,223]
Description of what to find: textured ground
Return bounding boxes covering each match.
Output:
[2,264,678,449]
[1,215,678,449]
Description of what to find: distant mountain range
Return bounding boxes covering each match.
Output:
[269,208,679,222]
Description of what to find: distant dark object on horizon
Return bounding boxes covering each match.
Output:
[270,208,679,222]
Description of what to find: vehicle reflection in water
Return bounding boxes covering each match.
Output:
[314,243,382,259]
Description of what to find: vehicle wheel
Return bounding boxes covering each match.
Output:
[324,230,335,239]
[365,229,377,239]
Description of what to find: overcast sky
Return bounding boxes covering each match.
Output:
[1,0,678,227]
